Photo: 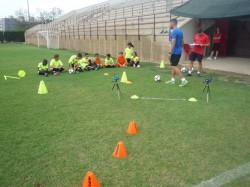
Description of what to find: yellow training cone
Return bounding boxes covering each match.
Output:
[188,97,197,102]
[121,71,128,83]
[160,61,165,68]
[38,80,48,94]
[130,95,139,99]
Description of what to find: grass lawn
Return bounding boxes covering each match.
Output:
[0,43,250,187]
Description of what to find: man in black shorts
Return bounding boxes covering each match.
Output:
[187,28,210,76]
[165,18,188,87]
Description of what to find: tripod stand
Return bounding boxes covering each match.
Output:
[203,83,211,103]
[112,79,121,99]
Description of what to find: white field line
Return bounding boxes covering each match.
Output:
[141,97,186,101]
[194,162,250,187]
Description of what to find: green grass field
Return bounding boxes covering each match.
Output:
[0,43,250,187]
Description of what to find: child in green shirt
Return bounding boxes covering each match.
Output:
[38,59,49,76]
[125,42,134,66]
[104,54,116,68]
[50,54,64,74]
[131,52,140,68]
[69,53,82,71]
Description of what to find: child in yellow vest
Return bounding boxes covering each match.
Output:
[38,59,49,76]
[50,54,64,75]
[131,52,140,67]
[125,42,134,66]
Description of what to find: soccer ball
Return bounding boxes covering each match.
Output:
[181,67,187,73]
[154,75,161,82]
[68,69,75,74]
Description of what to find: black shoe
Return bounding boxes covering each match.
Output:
[197,73,201,77]
[187,73,192,77]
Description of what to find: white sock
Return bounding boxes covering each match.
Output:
[197,71,200,74]
[188,70,192,74]
[181,78,186,82]
[171,78,175,82]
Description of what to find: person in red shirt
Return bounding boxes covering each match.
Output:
[188,28,210,76]
[207,27,222,60]
[116,52,127,67]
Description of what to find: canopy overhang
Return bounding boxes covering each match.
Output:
[170,0,250,19]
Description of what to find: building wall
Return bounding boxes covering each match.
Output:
[0,18,17,31]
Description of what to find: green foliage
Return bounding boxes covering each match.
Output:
[0,31,3,42]
[0,31,25,42]
[0,44,250,187]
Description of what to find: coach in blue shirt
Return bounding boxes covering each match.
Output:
[166,18,188,87]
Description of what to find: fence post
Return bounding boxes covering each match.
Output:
[78,24,80,39]
[169,13,172,41]
[64,26,66,39]
[68,26,70,39]
[138,16,140,41]
[97,22,99,40]
[105,21,107,40]
[90,23,91,39]
[153,14,156,41]
[125,18,127,40]
[114,19,117,40]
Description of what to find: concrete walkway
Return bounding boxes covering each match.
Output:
[182,57,250,75]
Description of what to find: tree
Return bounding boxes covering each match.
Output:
[50,7,63,20]
[38,8,63,23]
[14,7,64,30]
[15,8,28,22]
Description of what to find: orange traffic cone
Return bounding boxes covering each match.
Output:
[82,171,101,187]
[112,141,127,158]
[127,121,139,134]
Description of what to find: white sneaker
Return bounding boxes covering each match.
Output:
[214,57,217,60]
[207,57,212,60]
[133,64,135,67]
[179,80,188,87]
[137,65,140,68]
[165,80,175,84]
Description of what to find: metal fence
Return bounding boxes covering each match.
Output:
[26,0,187,39]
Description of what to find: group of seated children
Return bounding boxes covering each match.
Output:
[38,42,140,76]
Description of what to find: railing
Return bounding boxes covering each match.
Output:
[26,0,188,41]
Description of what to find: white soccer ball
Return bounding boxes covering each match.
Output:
[181,67,187,73]
[154,75,161,82]
[68,69,75,74]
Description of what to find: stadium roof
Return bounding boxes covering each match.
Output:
[170,0,250,19]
